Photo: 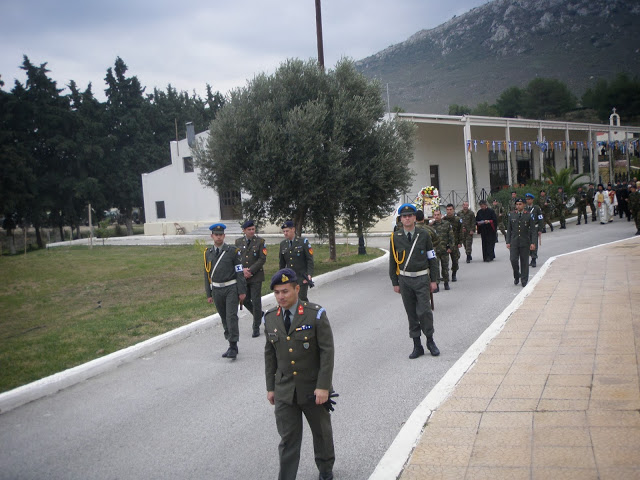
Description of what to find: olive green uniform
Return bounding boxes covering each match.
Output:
[264,301,335,479]
[420,224,441,283]
[538,195,554,231]
[443,214,462,274]
[389,227,439,338]
[506,211,537,286]
[526,203,543,260]
[431,219,455,284]
[587,187,597,221]
[553,191,567,228]
[457,209,476,257]
[235,234,267,332]
[508,197,518,214]
[279,237,314,302]
[629,190,640,233]
[575,189,588,224]
[204,244,247,343]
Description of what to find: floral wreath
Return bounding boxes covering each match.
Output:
[413,186,440,210]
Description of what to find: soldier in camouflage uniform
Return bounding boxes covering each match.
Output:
[491,199,507,241]
[443,204,462,282]
[575,186,588,225]
[628,183,640,235]
[431,209,455,291]
[457,201,476,263]
[553,186,568,229]
[587,183,597,221]
[525,193,543,268]
[538,189,554,232]
[508,191,518,213]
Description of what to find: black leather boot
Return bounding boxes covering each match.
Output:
[444,282,450,290]
[409,337,424,359]
[426,336,440,356]
[451,272,457,282]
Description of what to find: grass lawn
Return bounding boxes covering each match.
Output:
[0,243,382,393]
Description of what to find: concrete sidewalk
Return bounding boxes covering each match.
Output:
[397,237,640,479]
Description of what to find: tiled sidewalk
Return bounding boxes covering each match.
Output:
[402,237,640,480]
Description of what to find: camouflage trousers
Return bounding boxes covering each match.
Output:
[541,211,553,230]
[461,232,473,255]
[436,250,450,283]
[577,205,588,223]
[497,221,506,239]
[448,247,460,273]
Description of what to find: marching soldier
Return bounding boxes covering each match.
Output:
[204,223,247,359]
[491,199,507,241]
[587,183,597,222]
[443,203,462,281]
[279,220,314,302]
[506,199,537,288]
[431,209,455,291]
[553,186,568,229]
[525,193,543,268]
[628,183,640,235]
[538,189,554,232]
[235,220,267,337]
[457,201,476,263]
[264,268,335,480]
[575,186,588,225]
[389,203,440,359]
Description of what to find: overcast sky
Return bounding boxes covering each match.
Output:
[0,0,488,100]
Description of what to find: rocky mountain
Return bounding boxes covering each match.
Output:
[356,0,640,114]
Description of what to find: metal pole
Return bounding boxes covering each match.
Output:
[88,203,93,249]
[315,0,325,70]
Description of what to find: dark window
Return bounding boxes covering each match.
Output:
[183,156,194,173]
[429,165,440,190]
[543,149,555,175]
[156,201,166,219]
[516,150,532,185]
[489,152,508,193]
[569,149,579,174]
[582,149,591,173]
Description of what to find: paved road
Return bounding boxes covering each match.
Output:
[0,218,635,480]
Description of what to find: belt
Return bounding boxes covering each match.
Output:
[398,269,429,277]
[210,279,237,288]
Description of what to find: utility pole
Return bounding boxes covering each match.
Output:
[315,0,325,70]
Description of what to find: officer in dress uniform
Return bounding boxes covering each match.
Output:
[204,223,247,359]
[389,203,440,359]
[525,193,543,268]
[264,268,335,480]
[235,220,267,338]
[506,199,537,288]
[279,220,314,302]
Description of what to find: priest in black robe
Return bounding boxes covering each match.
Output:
[476,200,498,262]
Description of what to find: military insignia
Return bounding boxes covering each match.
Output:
[281,273,289,282]
[262,248,267,255]
[277,307,281,316]
[234,264,243,272]
[303,342,310,349]
[308,247,314,255]
[298,304,304,315]
[295,325,313,331]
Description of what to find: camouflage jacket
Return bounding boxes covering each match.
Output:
[443,214,462,245]
[431,219,455,253]
[457,209,476,236]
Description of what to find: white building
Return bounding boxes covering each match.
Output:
[142,116,640,235]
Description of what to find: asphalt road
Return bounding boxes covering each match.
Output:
[0,217,635,480]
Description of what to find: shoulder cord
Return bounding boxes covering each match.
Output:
[390,233,405,275]
[204,248,227,284]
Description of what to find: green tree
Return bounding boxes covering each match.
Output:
[448,104,471,115]
[582,73,640,123]
[522,78,577,119]
[495,86,524,117]
[542,166,588,197]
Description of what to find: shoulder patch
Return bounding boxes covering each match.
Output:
[316,307,326,319]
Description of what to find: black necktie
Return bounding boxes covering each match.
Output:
[518,213,522,218]
[407,232,412,242]
[289,240,293,248]
[216,247,220,255]
[247,238,251,246]
[284,310,291,333]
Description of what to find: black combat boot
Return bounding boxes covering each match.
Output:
[550,225,554,232]
[542,228,547,233]
[636,229,640,235]
[409,337,424,359]
[252,326,260,338]
[577,220,581,225]
[514,276,520,285]
[530,259,536,268]
[451,272,457,282]
[224,342,238,359]
[426,336,440,356]
[444,282,450,290]
[466,254,472,263]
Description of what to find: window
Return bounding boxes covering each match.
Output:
[183,156,194,173]
[543,149,554,175]
[516,150,532,185]
[156,201,166,219]
[489,152,508,193]
[569,149,579,174]
[582,149,591,173]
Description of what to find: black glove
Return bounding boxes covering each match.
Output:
[305,275,315,288]
[307,391,339,412]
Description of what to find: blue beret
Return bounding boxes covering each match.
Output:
[398,203,417,215]
[241,219,254,229]
[281,220,295,229]
[209,223,226,233]
[270,268,297,290]
[525,193,534,199]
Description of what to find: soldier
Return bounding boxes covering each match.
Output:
[628,183,640,235]
[389,203,440,359]
[204,223,247,359]
[279,220,314,302]
[416,210,441,287]
[575,186,588,225]
[431,209,455,291]
[538,189,554,233]
[506,199,537,288]
[508,191,518,213]
[457,201,476,263]
[587,183,597,221]
[443,204,462,281]
[264,268,335,480]
[525,193,543,268]
[491,199,507,241]
[235,219,267,338]
[553,186,568,229]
